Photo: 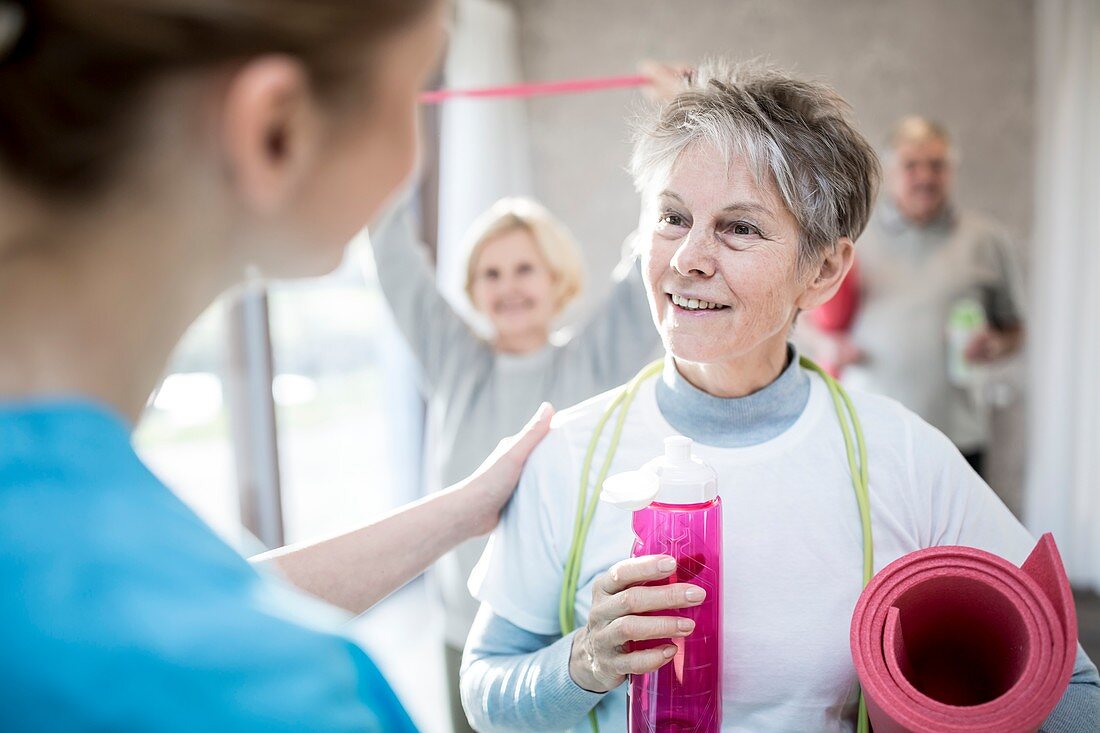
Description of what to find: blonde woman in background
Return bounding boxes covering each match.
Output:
[365,194,661,732]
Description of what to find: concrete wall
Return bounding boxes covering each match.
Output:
[509,0,1034,511]
[511,0,1033,287]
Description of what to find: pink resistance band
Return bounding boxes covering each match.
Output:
[419,74,649,104]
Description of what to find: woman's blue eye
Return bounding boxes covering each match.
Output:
[660,212,686,227]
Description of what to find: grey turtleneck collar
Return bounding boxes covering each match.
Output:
[655,345,810,448]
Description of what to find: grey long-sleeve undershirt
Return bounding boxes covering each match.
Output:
[461,608,604,733]
[463,579,1100,733]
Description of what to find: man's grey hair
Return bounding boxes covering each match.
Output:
[630,59,881,273]
[883,115,957,167]
[889,115,951,150]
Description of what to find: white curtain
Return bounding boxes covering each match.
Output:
[1024,0,1100,591]
[436,0,532,320]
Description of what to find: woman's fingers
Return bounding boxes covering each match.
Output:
[570,626,680,693]
[597,555,678,597]
[524,400,556,432]
[494,402,554,465]
[589,557,705,627]
[576,557,703,692]
[613,582,706,616]
[610,645,679,677]
[470,401,554,484]
[606,614,695,645]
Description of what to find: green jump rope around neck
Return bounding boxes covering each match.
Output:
[557,356,874,733]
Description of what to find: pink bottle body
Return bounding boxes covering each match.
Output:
[629,497,723,733]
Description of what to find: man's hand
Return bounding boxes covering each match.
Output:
[964,327,1023,364]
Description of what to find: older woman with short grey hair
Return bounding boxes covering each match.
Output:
[460,61,1099,732]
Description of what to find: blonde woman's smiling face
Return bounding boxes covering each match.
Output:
[642,143,814,373]
[469,227,558,351]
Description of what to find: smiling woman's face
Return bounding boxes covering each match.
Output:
[469,227,558,347]
[642,143,814,373]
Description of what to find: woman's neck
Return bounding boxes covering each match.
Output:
[0,190,234,425]
[493,327,550,356]
[674,335,791,398]
[657,343,809,448]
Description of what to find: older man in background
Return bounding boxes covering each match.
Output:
[812,117,1024,480]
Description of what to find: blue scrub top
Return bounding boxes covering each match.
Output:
[0,400,418,732]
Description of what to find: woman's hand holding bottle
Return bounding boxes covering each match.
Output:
[568,555,705,693]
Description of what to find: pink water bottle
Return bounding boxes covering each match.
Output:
[602,436,723,732]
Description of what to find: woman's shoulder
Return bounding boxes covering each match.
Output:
[841,383,941,439]
[834,381,959,470]
[0,399,255,586]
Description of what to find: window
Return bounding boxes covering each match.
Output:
[134,301,240,542]
[269,255,424,544]
[134,257,424,549]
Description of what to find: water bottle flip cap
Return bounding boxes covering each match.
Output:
[650,436,718,504]
[600,436,718,510]
[600,470,660,511]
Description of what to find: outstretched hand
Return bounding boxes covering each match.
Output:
[638,60,694,102]
[458,402,555,537]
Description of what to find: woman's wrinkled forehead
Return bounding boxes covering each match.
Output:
[647,143,790,223]
[639,124,773,192]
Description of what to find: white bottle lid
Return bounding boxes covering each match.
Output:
[600,436,717,511]
[650,436,718,505]
[601,469,660,511]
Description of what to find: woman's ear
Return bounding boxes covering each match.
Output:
[795,237,855,311]
[220,55,321,214]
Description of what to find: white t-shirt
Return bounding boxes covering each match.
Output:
[469,370,1036,732]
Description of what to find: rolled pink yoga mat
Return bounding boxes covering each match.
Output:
[850,533,1077,733]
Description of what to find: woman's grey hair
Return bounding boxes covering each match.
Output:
[631,59,881,273]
